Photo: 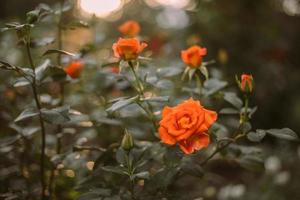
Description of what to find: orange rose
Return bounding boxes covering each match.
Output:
[181,45,207,68]
[118,20,141,37]
[64,61,84,79]
[159,98,217,154]
[240,74,253,93]
[112,38,147,61]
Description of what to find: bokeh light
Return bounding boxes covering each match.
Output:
[79,0,122,17]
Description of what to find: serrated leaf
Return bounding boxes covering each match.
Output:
[247,129,266,142]
[41,106,70,124]
[106,96,139,113]
[15,108,39,122]
[266,128,298,141]
[223,92,243,109]
[42,49,75,57]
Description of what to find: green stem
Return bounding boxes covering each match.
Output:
[125,152,136,200]
[240,94,249,124]
[26,41,47,200]
[128,61,158,131]
[200,131,246,166]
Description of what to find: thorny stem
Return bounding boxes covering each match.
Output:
[25,41,47,200]
[128,61,158,132]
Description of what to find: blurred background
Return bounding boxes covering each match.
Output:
[1,0,299,132]
[0,0,300,199]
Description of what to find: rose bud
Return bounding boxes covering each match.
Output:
[159,98,217,154]
[181,45,207,68]
[121,129,134,151]
[239,74,254,93]
[112,38,147,61]
[118,20,141,38]
[64,61,84,79]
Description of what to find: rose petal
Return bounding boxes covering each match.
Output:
[179,133,210,154]
[159,127,176,145]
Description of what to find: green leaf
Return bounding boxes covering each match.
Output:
[266,128,298,141]
[219,108,239,114]
[133,171,150,179]
[0,60,15,70]
[14,78,31,87]
[35,59,51,81]
[247,129,266,142]
[106,96,139,113]
[41,106,70,124]
[188,68,196,81]
[115,148,127,165]
[240,122,252,134]
[141,96,169,103]
[42,49,75,57]
[203,79,228,96]
[199,65,209,80]
[15,107,39,122]
[31,37,55,47]
[157,66,182,77]
[155,79,174,89]
[223,92,243,109]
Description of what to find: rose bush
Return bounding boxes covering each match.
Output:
[0,1,298,200]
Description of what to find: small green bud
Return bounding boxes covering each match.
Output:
[121,129,134,151]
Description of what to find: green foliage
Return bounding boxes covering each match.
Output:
[0,1,298,200]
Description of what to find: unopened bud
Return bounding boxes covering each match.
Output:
[238,74,254,93]
[121,129,134,151]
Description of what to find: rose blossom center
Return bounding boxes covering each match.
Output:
[178,116,191,129]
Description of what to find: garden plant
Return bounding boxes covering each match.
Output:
[0,0,299,200]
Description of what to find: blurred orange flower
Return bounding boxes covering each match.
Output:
[159,98,217,154]
[240,74,253,93]
[118,20,141,37]
[112,38,147,61]
[110,66,120,74]
[181,45,207,68]
[64,61,84,79]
